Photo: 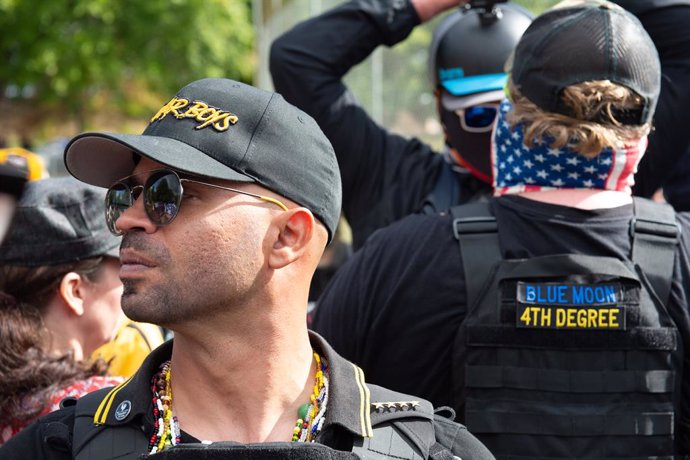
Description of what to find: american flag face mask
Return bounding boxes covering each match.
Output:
[491,100,647,197]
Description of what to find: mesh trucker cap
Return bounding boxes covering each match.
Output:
[64,78,342,241]
[511,1,661,125]
[0,177,120,266]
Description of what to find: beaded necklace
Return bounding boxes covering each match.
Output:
[147,352,329,455]
[292,352,329,442]
[149,361,180,454]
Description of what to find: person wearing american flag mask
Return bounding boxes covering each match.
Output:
[311,0,690,457]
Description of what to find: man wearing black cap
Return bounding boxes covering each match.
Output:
[312,1,690,457]
[271,0,532,251]
[0,78,493,459]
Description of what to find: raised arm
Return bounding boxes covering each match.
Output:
[270,0,464,248]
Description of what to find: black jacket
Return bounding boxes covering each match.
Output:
[0,332,494,459]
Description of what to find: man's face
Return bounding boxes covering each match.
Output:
[114,158,275,328]
[437,92,501,183]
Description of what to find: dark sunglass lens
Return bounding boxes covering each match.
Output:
[105,184,132,235]
[145,172,182,226]
[464,106,498,128]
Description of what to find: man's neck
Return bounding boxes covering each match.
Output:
[517,189,633,209]
[168,313,315,443]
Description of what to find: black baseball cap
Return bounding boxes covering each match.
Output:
[0,177,120,267]
[64,78,342,241]
[510,0,660,125]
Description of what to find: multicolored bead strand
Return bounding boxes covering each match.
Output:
[147,352,329,455]
[292,352,329,443]
[148,361,180,455]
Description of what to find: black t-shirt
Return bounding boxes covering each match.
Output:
[312,196,690,415]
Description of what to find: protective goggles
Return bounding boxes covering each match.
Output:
[455,105,498,133]
[105,169,288,236]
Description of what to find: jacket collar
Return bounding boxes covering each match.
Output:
[309,332,373,438]
[91,332,373,438]
[92,339,172,426]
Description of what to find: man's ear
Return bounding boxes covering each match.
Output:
[268,208,315,269]
[58,272,86,316]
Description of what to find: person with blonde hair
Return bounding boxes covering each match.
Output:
[312,1,690,457]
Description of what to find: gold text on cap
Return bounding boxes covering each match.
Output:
[150,97,239,132]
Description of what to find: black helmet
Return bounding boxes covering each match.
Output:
[430,2,533,182]
[430,2,533,102]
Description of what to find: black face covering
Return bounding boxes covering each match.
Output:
[439,106,493,183]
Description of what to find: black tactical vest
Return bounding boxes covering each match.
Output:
[449,198,684,459]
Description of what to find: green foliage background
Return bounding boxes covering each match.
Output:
[0,0,559,147]
[0,0,254,139]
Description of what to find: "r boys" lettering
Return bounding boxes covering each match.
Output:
[150,97,238,132]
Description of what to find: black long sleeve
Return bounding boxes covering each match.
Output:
[270,0,446,249]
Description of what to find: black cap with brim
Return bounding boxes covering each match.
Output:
[64,78,342,241]
[65,133,254,188]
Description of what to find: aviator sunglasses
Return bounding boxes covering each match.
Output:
[456,105,499,133]
[105,169,288,236]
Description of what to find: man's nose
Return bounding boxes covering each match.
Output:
[115,191,157,234]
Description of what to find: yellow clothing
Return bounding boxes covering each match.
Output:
[92,321,166,378]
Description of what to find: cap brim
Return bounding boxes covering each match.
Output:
[441,90,506,111]
[441,73,508,97]
[64,133,254,188]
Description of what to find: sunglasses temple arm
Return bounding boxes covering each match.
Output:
[183,179,289,212]
[259,196,289,212]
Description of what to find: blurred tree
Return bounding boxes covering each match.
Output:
[0,0,254,135]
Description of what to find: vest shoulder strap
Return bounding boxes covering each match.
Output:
[422,162,462,215]
[352,385,456,459]
[450,202,500,310]
[452,198,681,307]
[72,388,147,460]
[631,197,679,303]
